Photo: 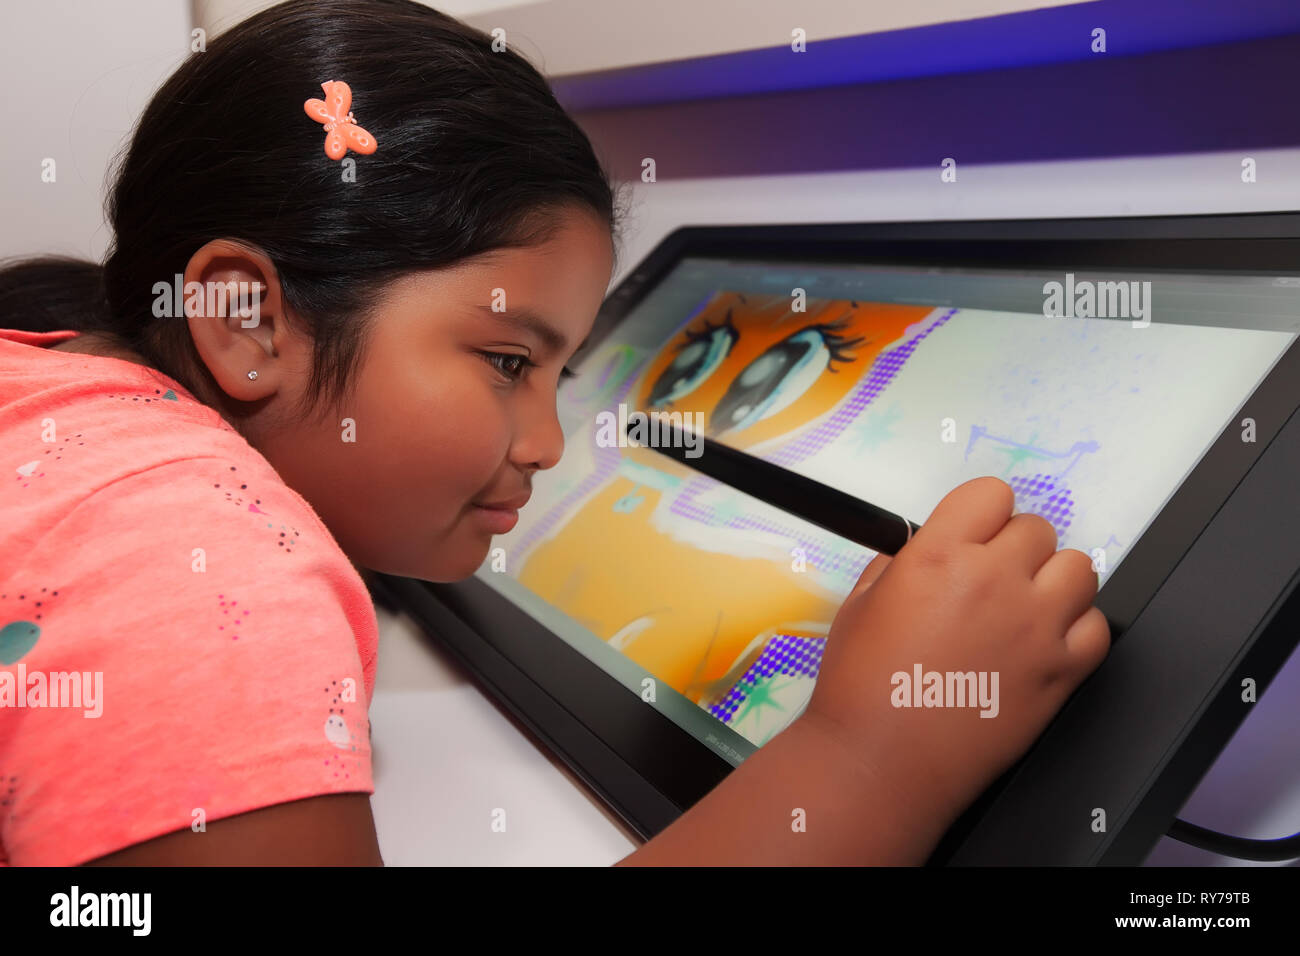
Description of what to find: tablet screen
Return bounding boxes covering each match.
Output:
[476,256,1299,763]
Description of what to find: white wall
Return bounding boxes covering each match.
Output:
[0,0,191,262]
[197,0,1095,72]
[193,0,545,37]
[607,148,1300,287]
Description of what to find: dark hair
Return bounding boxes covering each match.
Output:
[0,0,628,425]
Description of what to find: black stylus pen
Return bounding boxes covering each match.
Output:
[624,418,922,556]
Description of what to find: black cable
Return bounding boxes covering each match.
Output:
[1168,817,1300,862]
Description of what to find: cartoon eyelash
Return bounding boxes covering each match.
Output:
[681,308,866,368]
[804,313,869,372]
[677,306,740,352]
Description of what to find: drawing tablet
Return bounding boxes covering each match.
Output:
[374,212,1300,864]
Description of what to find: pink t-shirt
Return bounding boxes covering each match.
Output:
[0,328,379,865]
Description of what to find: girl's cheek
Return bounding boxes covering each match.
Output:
[448,383,514,480]
[477,405,516,465]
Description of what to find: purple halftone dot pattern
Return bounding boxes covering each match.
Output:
[709,634,826,723]
[670,308,958,581]
[767,308,958,470]
[1007,473,1076,541]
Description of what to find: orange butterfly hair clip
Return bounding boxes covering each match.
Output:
[303,80,378,161]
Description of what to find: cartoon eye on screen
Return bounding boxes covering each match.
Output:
[514,291,934,746]
[646,310,874,444]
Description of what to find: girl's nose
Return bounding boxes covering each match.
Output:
[512,398,565,472]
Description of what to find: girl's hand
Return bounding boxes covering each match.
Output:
[798,476,1111,829]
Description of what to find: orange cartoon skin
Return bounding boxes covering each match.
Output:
[516,290,932,740]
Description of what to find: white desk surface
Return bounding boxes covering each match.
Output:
[369,604,1300,867]
[368,605,639,866]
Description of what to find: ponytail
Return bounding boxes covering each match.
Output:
[0,255,113,335]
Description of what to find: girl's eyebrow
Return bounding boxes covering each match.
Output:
[475,303,586,357]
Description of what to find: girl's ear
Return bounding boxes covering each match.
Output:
[182,238,292,403]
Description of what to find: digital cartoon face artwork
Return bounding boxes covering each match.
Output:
[510,290,937,746]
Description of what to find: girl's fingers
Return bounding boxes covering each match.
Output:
[1060,605,1112,677]
[913,476,1016,549]
[1032,546,1100,635]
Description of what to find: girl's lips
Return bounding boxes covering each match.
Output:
[472,503,520,533]
[475,491,531,511]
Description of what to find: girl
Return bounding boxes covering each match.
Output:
[0,0,1109,866]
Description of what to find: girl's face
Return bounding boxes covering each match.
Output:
[241,206,615,581]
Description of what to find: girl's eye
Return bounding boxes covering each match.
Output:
[480,351,532,381]
[479,351,578,383]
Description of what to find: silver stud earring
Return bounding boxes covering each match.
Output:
[247,370,259,381]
